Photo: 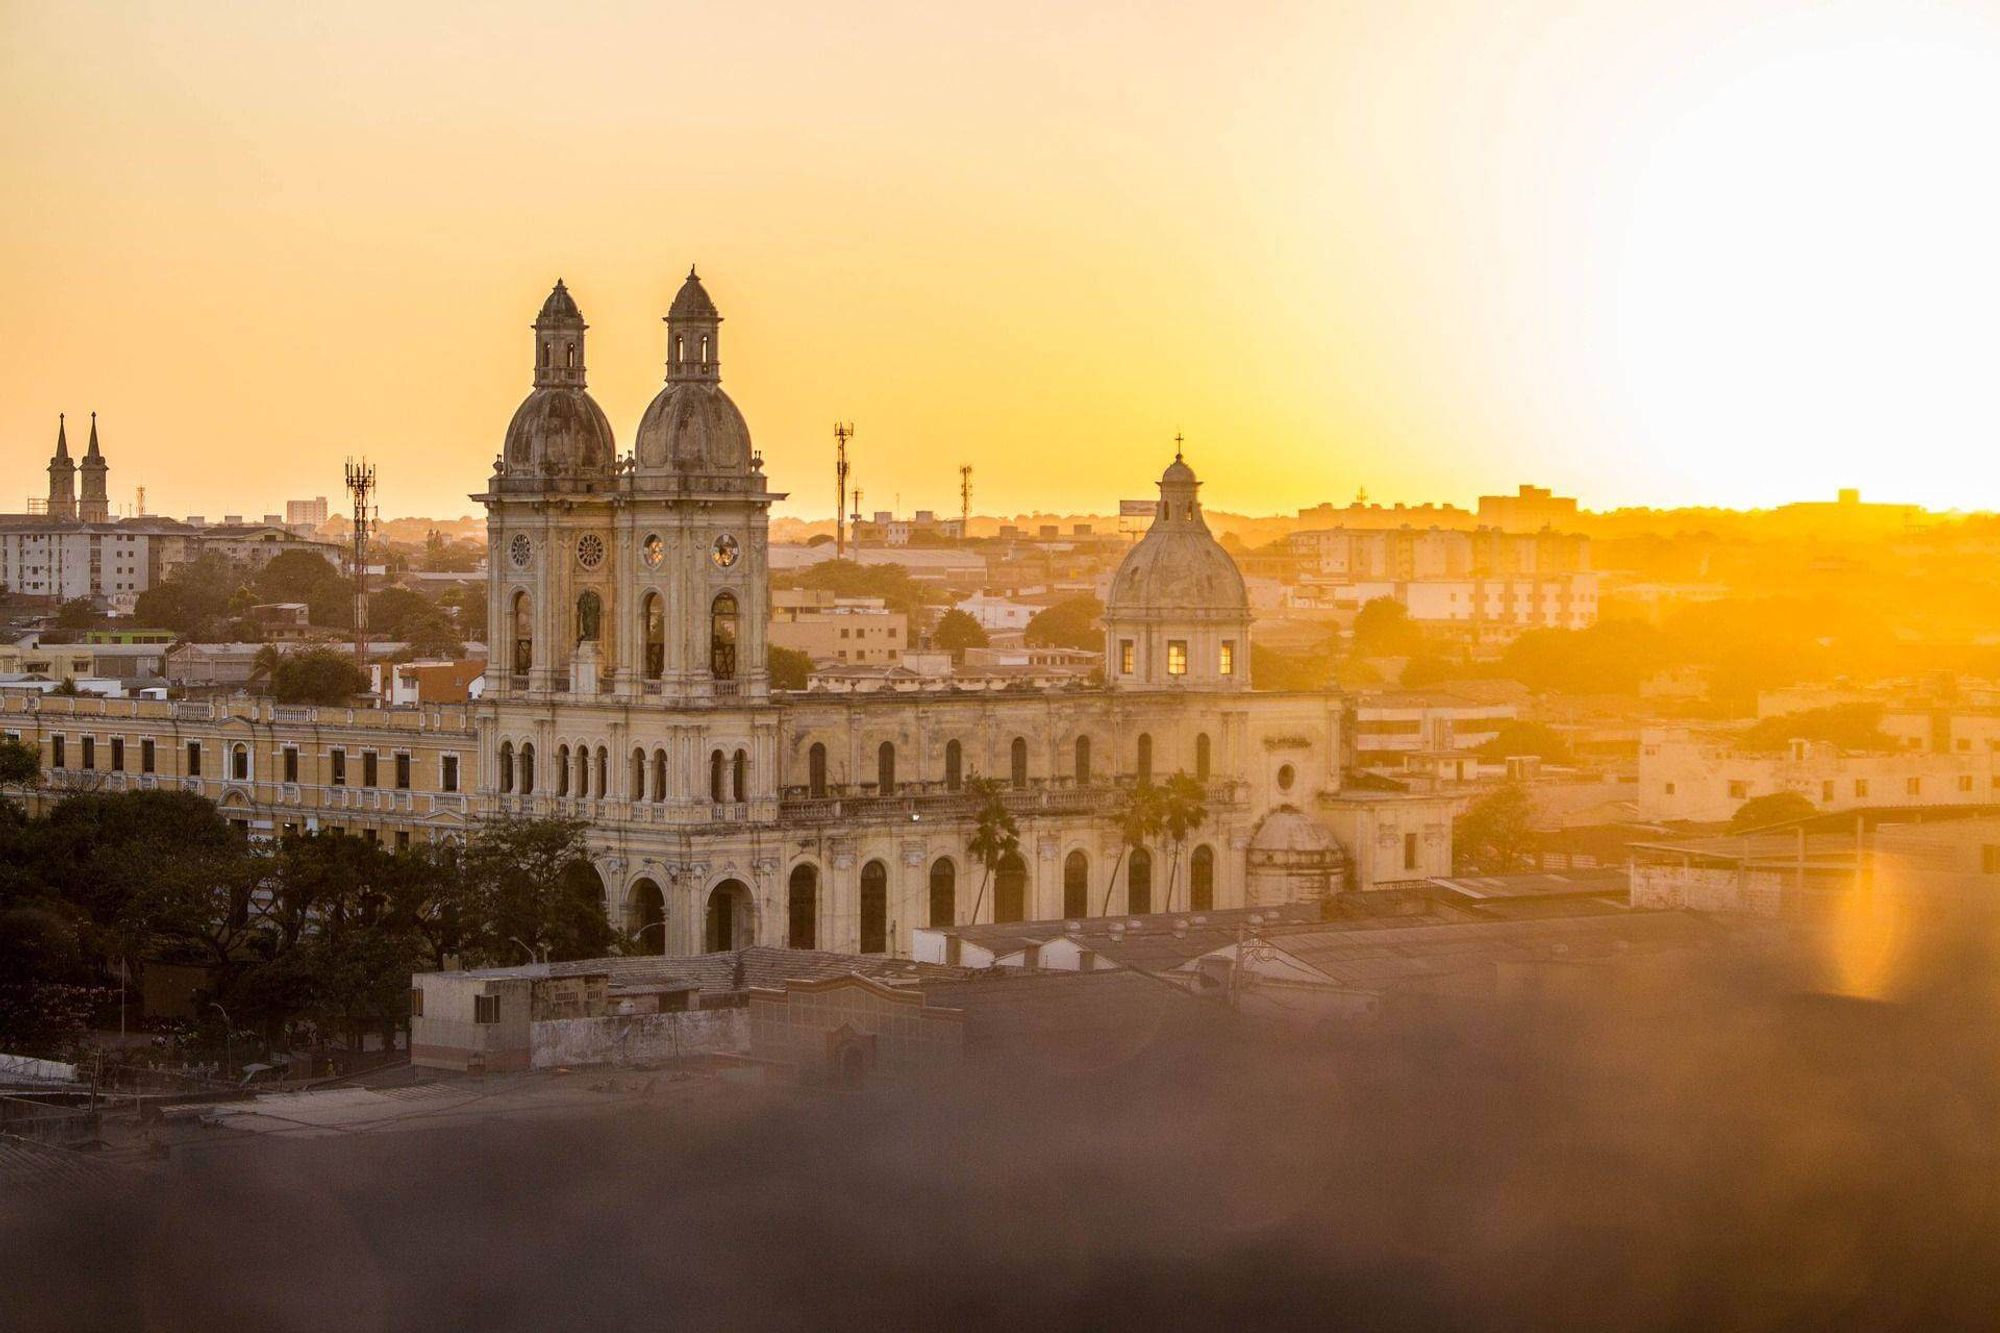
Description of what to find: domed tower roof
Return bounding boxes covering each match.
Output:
[1103,443,1252,689]
[635,265,758,481]
[1245,806,1349,905]
[499,280,617,484]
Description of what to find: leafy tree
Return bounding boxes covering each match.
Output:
[1351,597,1423,657]
[134,555,238,638]
[1474,720,1572,764]
[53,598,100,631]
[459,817,613,963]
[964,777,1020,924]
[1251,641,1337,692]
[768,644,813,691]
[398,605,466,659]
[1453,784,1536,874]
[49,678,80,697]
[1101,781,1164,914]
[254,549,346,603]
[1737,705,1896,755]
[1023,595,1103,651]
[367,586,434,639]
[269,647,370,705]
[1498,620,1669,696]
[1156,772,1208,912]
[1729,791,1817,832]
[438,586,488,641]
[0,738,41,788]
[933,608,989,657]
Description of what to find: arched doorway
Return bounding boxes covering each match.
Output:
[860,860,888,954]
[705,879,753,952]
[1190,844,1215,911]
[994,851,1028,924]
[929,858,956,928]
[787,865,817,950]
[628,879,666,955]
[1064,849,1090,919]
[1128,848,1153,915]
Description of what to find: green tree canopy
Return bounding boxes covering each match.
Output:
[1453,783,1536,874]
[1023,595,1103,651]
[933,608,990,656]
[269,648,370,705]
[768,644,813,691]
[1351,598,1424,658]
[1728,791,1818,832]
[134,554,239,639]
[1737,705,1896,755]
[1474,720,1573,764]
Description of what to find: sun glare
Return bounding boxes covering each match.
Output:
[1616,34,2000,506]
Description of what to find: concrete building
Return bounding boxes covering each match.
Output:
[1638,725,2000,822]
[1475,484,1579,533]
[768,588,906,665]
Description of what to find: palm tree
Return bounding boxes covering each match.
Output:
[1100,779,1162,916]
[1156,771,1208,912]
[964,776,1020,924]
[249,643,285,691]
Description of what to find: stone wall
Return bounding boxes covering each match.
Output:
[529,1008,748,1069]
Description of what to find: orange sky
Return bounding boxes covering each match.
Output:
[6,1,2000,521]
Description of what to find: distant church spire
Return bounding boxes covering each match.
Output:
[46,414,77,521]
[79,411,109,522]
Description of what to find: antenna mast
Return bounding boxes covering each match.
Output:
[851,488,864,546]
[959,464,972,543]
[345,458,377,665]
[833,422,853,560]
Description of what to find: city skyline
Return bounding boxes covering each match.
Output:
[9,2,2000,520]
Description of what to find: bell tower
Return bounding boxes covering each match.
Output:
[664,265,720,384]
[46,416,76,521]
[79,413,109,523]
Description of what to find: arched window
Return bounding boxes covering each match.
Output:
[787,864,817,950]
[700,334,710,366]
[1137,733,1153,783]
[539,340,551,368]
[629,879,665,955]
[1196,733,1212,782]
[564,340,576,369]
[519,742,536,796]
[596,746,608,800]
[944,739,962,791]
[709,750,725,803]
[732,748,747,803]
[575,590,601,644]
[1128,848,1153,914]
[808,742,827,798]
[1064,850,1090,919]
[710,592,738,680]
[877,741,896,795]
[652,749,668,802]
[499,741,514,793]
[230,744,249,782]
[642,593,665,680]
[1010,737,1028,789]
[511,591,533,677]
[1190,845,1215,912]
[556,745,571,797]
[929,859,956,928]
[674,334,684,370]
[706,879,751,951]
[860,860,888,954]
[1075,735,1091,785]
[631,748,645,800]
[995,852,1028,924]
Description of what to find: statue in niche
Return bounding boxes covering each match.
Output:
[576,590,602,643]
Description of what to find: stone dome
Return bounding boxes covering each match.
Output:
[503,387,616,475]
[1245,806,1349,904]
[1106,454,1249,623]
[634,381,753,473]
[668,267,720,321]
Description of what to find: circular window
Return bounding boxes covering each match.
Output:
[1277,763,1295,791]
[642,533,665,568]
[576,534,606,570]
[509,534,532,569]
[711,533,740,569]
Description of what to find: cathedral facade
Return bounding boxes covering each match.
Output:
[4,269,1454,960]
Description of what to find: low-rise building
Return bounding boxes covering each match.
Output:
[768,588,906,665]
[1639,725,2000,822]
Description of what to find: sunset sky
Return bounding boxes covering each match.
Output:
[6,0,2000,522]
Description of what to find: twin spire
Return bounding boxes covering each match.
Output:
[47,412,108,522]
[527,267,723,392]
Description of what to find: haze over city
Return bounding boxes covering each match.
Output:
[11,4,2000,1329]
[10,0,2000,520]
